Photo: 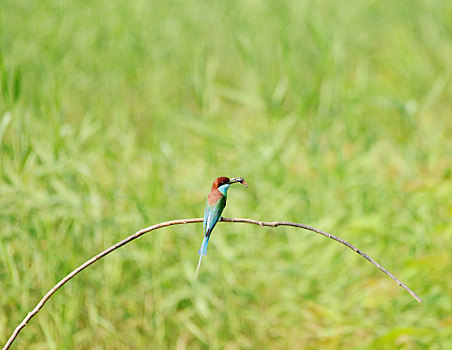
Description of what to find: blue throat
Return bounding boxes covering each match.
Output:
[218,184,230,197]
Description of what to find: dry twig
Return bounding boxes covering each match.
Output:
[2,217,422,350]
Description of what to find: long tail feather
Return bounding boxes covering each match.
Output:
[194,235,210,279]
[194,254,203,280]
[197,235,210,256]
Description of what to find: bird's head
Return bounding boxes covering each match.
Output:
[212,176,248,195]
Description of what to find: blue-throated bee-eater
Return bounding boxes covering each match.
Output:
[194,176,248,279]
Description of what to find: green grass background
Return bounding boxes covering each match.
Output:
[1,0,452,348]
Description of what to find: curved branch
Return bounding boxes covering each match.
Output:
[2,217,422,350]
[221,218,422,303]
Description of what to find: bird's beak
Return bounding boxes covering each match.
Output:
[229,177,248,187]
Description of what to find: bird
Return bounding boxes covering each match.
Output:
[194,176,248,279]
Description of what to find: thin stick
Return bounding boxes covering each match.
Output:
[2,218,202,350]
[221,218,422,303]
[2,218,422,350]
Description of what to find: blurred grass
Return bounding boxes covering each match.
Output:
[1,0,452,348]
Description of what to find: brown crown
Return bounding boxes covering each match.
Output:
[212,177,230,190]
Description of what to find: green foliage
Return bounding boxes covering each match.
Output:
[1,0,451,348]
